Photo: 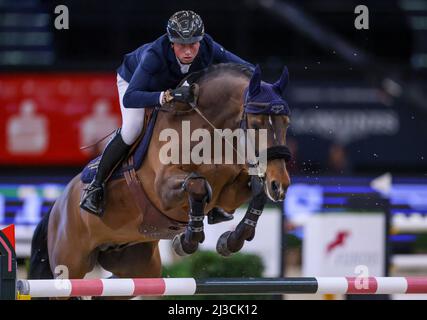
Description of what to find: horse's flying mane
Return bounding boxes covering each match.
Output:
[179,63,253,87]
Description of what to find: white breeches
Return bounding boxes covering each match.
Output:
[116,74,145,145]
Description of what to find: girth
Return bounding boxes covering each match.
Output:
[122,156,187,240]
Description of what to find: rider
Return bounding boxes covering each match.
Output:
[80,10,254,221]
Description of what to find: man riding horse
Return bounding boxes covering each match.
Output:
[80,10,254,223]
[29,22,292,283]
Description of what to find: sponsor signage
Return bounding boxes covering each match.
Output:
[303,213,385,276]
[0,73,120,165]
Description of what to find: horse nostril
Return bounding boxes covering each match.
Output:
[271,180,279,192]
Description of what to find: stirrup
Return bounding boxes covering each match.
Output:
[80,182,106,217]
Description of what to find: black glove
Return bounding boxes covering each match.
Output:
[167,86,194,104]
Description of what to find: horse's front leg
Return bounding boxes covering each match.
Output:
[171,172,212,256]
[216,176,267,257]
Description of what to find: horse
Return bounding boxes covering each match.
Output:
[29,63,292,292]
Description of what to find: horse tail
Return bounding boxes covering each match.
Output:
[29,208,53,279]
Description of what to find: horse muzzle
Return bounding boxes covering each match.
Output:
[261,145,290,202]
[265,179,288,202]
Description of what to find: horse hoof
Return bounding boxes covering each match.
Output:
[216,231,233,257]
[172,234,190,256]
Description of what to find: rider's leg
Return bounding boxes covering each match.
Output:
[116,74,146,146]
[79,74,145,217]
[79,130,131,216]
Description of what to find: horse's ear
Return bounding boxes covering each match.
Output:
[248,64,262,97]
[273,66,289,95]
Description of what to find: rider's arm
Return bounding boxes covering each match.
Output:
[122,51,163,109]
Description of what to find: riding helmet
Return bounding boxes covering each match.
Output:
[167,10,204,44]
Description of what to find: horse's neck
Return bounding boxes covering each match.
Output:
[198,78,247,129]
[202,102,241,130]
[140,75,247,169]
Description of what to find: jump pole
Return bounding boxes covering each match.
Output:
[3,225,427,299]
[16,277,427,298]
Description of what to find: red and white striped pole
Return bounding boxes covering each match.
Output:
[16,277,427,298]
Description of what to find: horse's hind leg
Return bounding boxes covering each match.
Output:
[46,217,97,299]
[49,235,97,280]
[171,172,212,256]
[29,208,53,279]
[48,198,98,280]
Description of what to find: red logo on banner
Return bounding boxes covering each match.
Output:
[326,231,350,254]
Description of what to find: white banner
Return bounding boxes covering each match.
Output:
[303,213,385,277]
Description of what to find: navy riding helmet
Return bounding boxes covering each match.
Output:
[167,10,205,44]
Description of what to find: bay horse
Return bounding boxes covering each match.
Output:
[29,63,292,291]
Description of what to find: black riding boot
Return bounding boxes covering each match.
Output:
[207,207,234,225]
[80,131,131,217]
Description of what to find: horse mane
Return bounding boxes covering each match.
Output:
[179,63,253,86]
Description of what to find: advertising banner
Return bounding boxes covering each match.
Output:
[303,213,385,277]
[0,73,121,165]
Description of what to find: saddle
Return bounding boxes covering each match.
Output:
[81,108,159,184]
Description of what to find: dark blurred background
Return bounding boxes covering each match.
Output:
[1,0,426,176]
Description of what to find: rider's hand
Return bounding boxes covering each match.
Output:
[162,86,194,105]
